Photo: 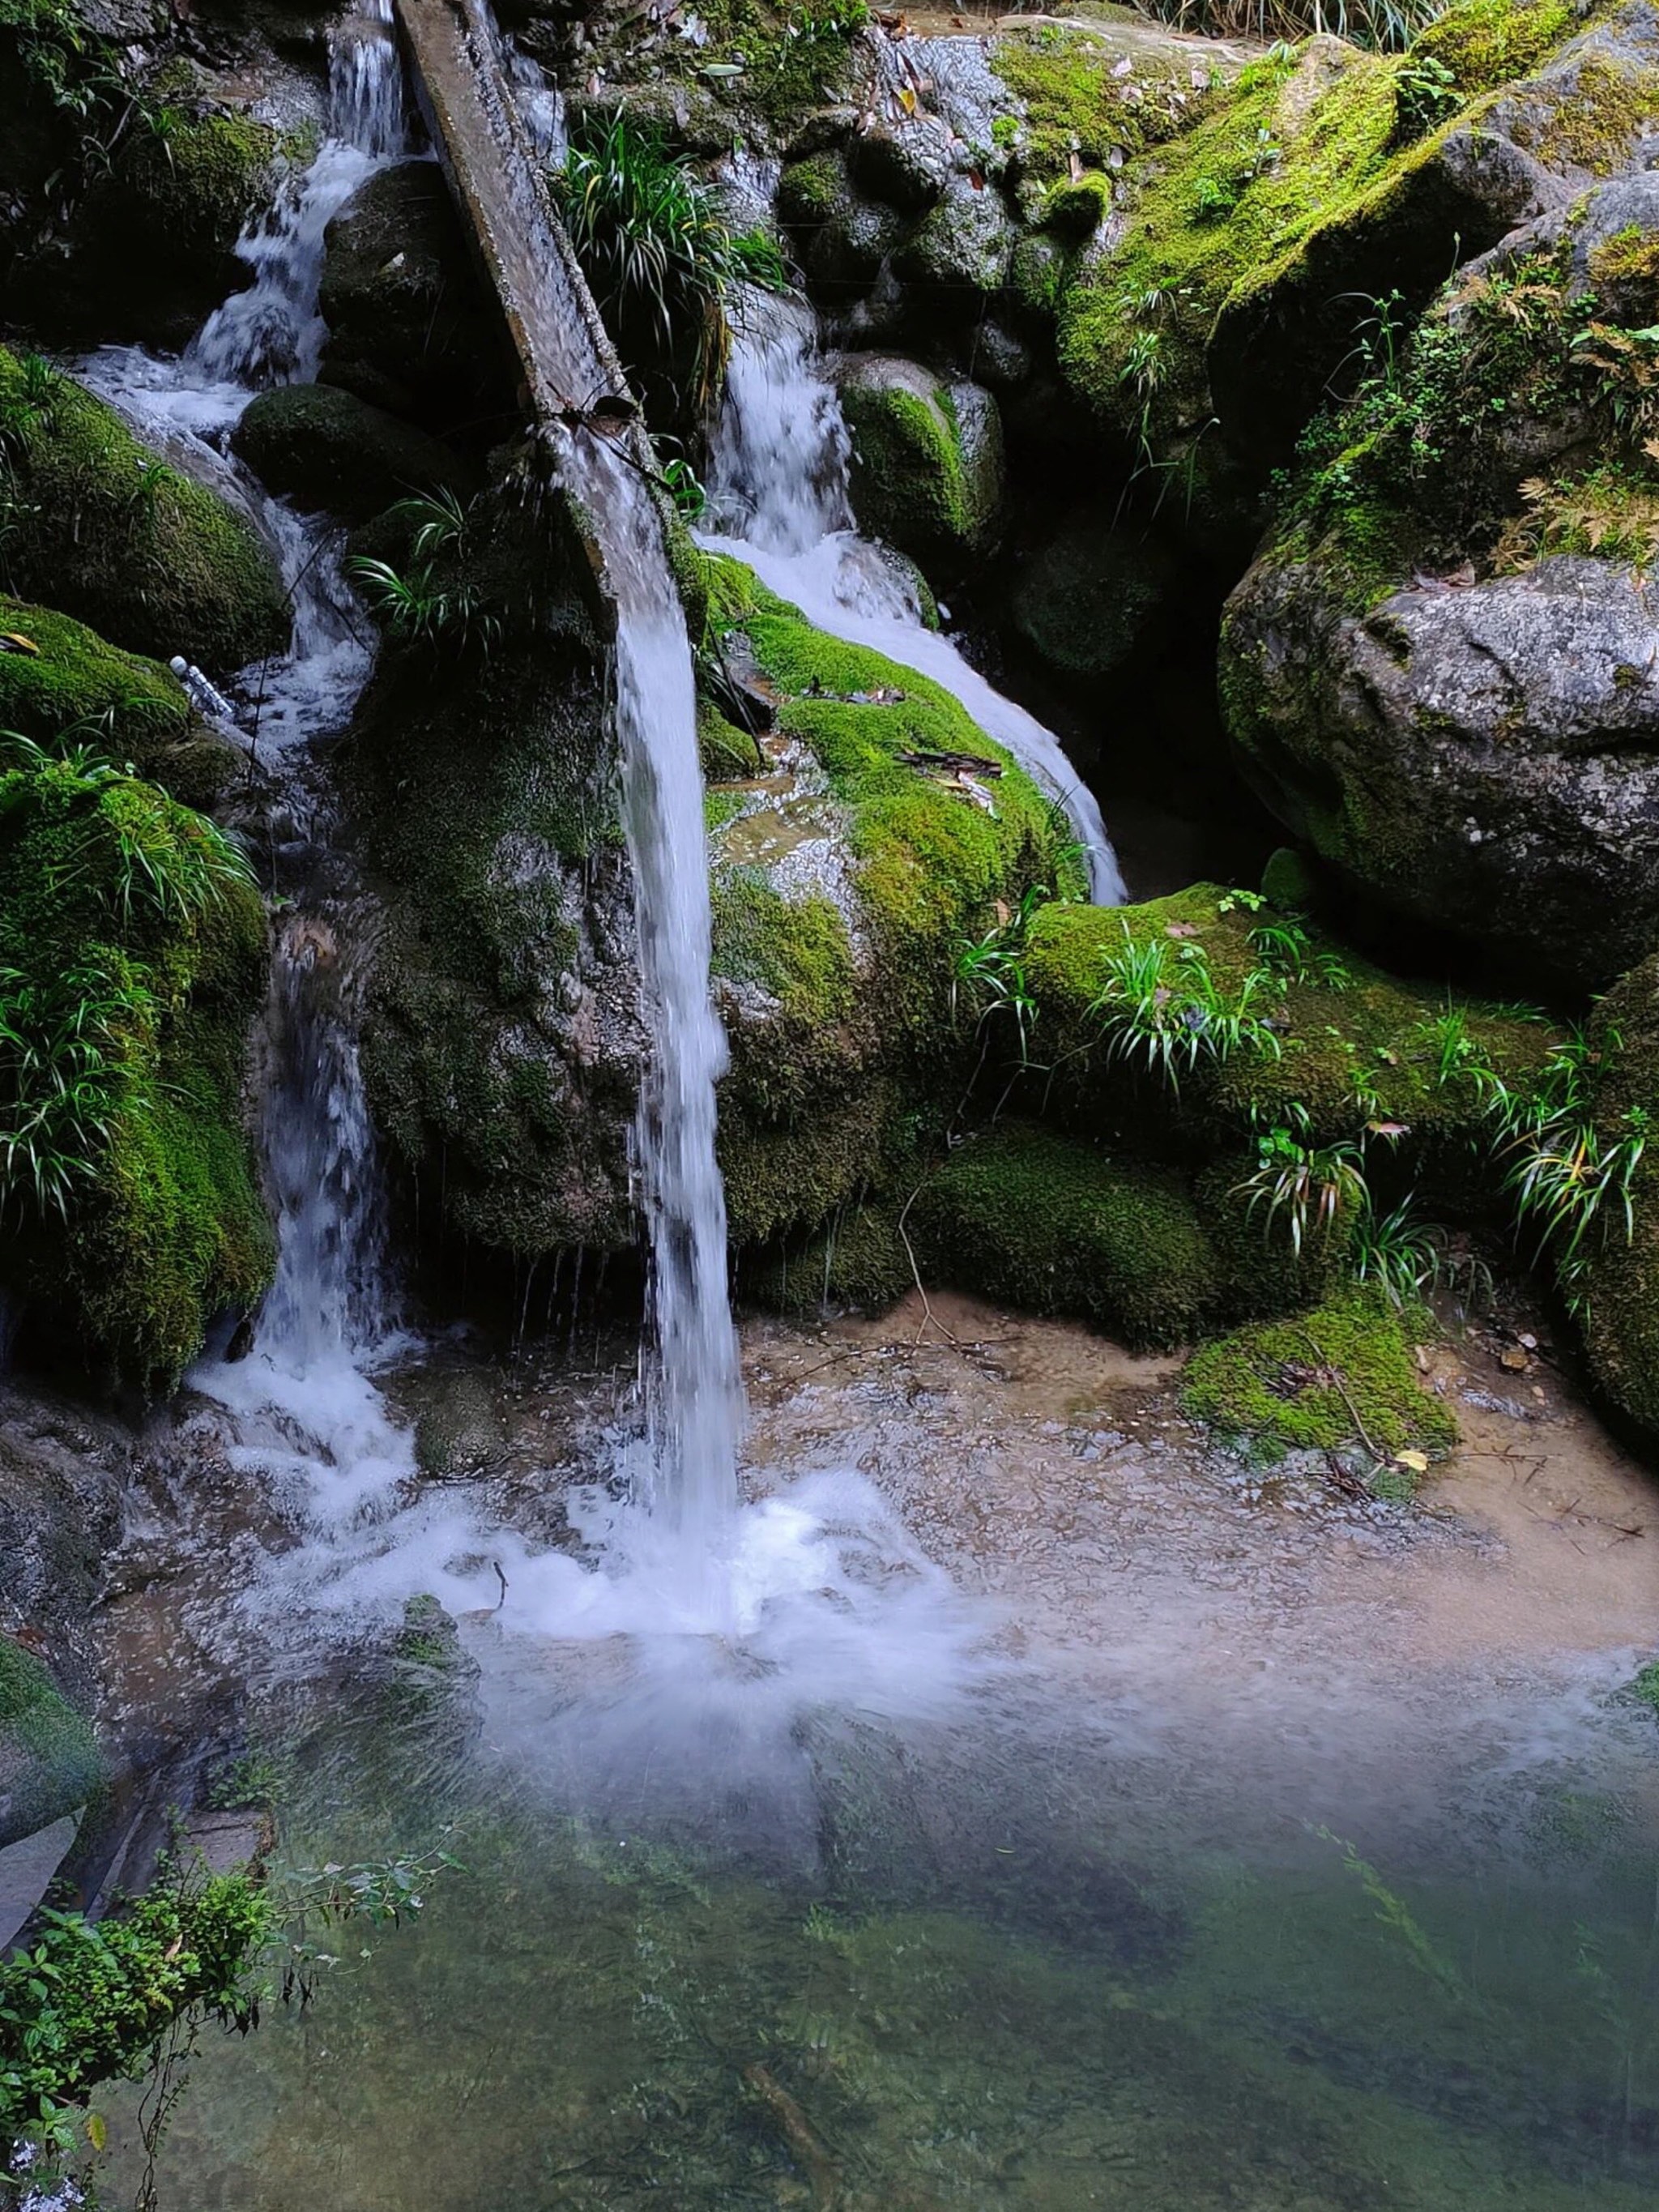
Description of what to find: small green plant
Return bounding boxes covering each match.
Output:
[1317,1826,1468,2001]
[952,885,1051,1062]
[553,112,742,408]
[1248,914,1352,990]
[1088,925,1283,1092]
[1351,1190,1443,1307]
[0,958,144,1223]
[660,455,707,523]
[1236,1108,1368,1258]
[1394,50,1460,138]
[348,555,500,653]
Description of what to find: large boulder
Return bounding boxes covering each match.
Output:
[0,348,287,677]
[837,356,1005,580]
[1224,553,1659,988]
[1222,164,1659,988]
[319,161,518,437]
[232,385,477,524]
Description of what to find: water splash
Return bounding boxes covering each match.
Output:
[703,293,1124,903]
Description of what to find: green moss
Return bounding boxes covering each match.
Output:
[1056,39,1410,439]
[0,348,287,672]
[1182,1285,1458,1463]
[0,747,271,1386]
[0,597,186,752]
[912,1121,1218,1346]
[991,20,1218,185]
[778,150,850,227]
[1631,1659,1659,1718]
[232,384,474,524]
[712,870,856,1027]
[1413,0,1576,95]
[838,373,1001,570]
[1576,955,1659,1434]
[1045,170,1112,238]
[1052,0,1589,455]
[117,96,274,257]
[1510,45,1659,177]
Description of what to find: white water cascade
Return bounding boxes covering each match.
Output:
[703,293,1124,903]
[69,2,991,1771]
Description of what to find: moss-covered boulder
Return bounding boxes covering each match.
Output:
[0,350,287,676]
[232,386,478,526]
[0,1639,104,1847]
[837,357,1005,579]
[705,556,1081,1250]
[0,744,272,1388]
[1052,0,1645,476]
[1182,1285,1458,1468]
[912,1121,1218,1346]
[0,600,241,809]
[1221,164,1659,989]
[1010,512,1178,690]
[319,162,518,437]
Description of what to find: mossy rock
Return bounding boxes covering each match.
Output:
[1221,158,1659,988]
[0,349,287,675]
[232,385,477,525]
[837,358,1005,579]
[1009,513,1178,689]
[0,1638,104,1848]
[0,746,272,1388]
[1053,0,1607,472]
[706,556,1078,1249]
[913,1121,1220,1347]
[892,172,1015,301]
[1182,1284,1458,1467]
[0,600,240,809]
[1020,883,1556,1165]
[989,14,1235,186]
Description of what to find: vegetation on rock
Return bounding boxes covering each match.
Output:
[0,348,287,674]
[0,736,271,1387]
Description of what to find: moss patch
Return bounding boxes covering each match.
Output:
[1182,1285,1458,1463]
[991,17,1222,185]
[0,745,271,1387]
[0,347,287,672]
[915,1121,1218,1347]
[838,369,1003,574]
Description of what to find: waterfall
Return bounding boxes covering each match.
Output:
[703,293,1124,904]
[76,5,415,1519]
[600,456,745,1535]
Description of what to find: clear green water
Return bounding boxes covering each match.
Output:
[100,1653,1659,2212]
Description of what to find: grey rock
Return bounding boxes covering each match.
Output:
[1224,552,1659,984]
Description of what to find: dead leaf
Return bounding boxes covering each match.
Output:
[1499,1347,1530,1373]
[1394,1450,1429,1475]
[1166,921,1201,938]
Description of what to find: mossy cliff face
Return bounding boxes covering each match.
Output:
[0,1636,104,1847]
[1221,160,1659,989]
[0,745,272,1390]
[702,556,1079,1251]
[0,349,288,677]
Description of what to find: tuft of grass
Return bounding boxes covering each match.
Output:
[553,113,743,412]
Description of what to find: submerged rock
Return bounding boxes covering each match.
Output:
[1011,512,1179,690]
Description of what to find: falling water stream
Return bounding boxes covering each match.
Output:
[49,14,1659,2205]
[702,292,1125,903]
